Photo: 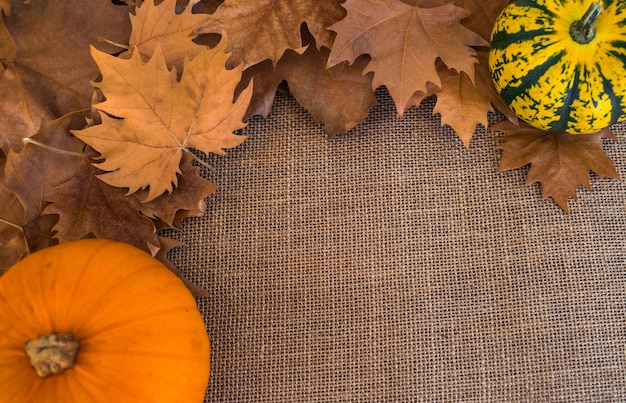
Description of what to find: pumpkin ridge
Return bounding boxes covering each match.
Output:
[497,49,565,102]
[71,364,153,402]
[56,262,175,338]
[511,0,555,17]
[491,28,554,49]
[82,303,205,339]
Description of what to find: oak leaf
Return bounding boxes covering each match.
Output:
[127,0,208,71]
[0,0,131,153]
[195,0,346,69]
[454,0,510,41]
[328,0,488,114]
[74,38,251,201]
[493,121,620,212]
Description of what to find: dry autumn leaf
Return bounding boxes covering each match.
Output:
[0,0,131,153]
[155,235,209,297]
[432,67,491,148]
[44,158,161,254]
[195,0,346,69]
[44,153,216,254]
[328,0,488,115]
[127,0,208,71]
[493,121,620,212]
[431,51,517,147]
[74,37,252,201]
[278,45,375,136]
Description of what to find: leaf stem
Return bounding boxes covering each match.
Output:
[23,138,86,158]
[97,37,130,51]
[0,217,23,232]
[186,150,217,174]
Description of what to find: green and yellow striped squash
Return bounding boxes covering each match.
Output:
[489,0,626,134]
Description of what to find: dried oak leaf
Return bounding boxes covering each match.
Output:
[0,0,131,154]
[493,121,620,212]
[127,0,208,71]
[235,59,284,120]
[194,0,346,69]
[400,0,508,41]
[328,0,488,115]
[74,38,251,201]
[454,0,510,42]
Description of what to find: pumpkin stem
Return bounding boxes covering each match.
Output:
[24,333,80,378]
[570,1,603,44]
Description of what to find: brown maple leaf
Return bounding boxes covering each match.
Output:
[0,183,28,271]
[137,154,218,228]
[194,0,346,69]
[3,114,87,220]
[155,235,209,297]
[44,153,216,257]
[432,67,491,148]
[74,38,251,201]
[454,0,510,41]
[0,0,9,15]
[431,51,517,147]
[278,47,376,136]
[493,121,620,212]
[44,159,161,254]
[0,114,86,271]
[0,183,59,273]
[127,0,208,72]
[0,0,131,153]
[328,0,488,115]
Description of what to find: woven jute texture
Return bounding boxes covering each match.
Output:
[168,89,626,402]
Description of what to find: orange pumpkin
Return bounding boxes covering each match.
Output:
[0,239,210,402]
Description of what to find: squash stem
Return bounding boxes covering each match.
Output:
[24,333,80,378]
[570,1,603,44]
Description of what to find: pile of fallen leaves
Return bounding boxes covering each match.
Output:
[0,0,620,288]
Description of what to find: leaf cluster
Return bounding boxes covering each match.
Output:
[0,0,621,288]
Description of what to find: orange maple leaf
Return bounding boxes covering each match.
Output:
[493,121,620,212]
[127,0,208,71]
[74,38,252,201]
[328,0,488,115]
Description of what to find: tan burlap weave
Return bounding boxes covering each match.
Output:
[168,89,626,402]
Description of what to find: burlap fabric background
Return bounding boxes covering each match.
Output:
[168,89,626,402]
